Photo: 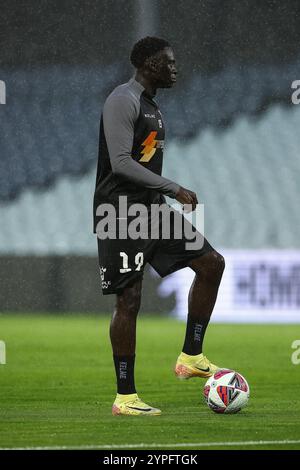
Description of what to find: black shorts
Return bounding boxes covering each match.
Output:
[96,204,214,295]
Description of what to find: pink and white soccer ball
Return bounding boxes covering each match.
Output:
[204,369,250,414]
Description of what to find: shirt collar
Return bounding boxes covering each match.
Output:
[128,77,145,95]
[129,76,157,101]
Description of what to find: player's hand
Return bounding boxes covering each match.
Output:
[175,186,198,212]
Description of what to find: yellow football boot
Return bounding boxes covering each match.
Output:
[175,352,220,379]
[112,393,162,416]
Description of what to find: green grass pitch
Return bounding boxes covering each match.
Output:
[0,314,300,450]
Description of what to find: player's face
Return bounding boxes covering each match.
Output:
[151,47,177,88]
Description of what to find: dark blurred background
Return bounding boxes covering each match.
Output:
[1,0,300,69]
[0,0,299,319]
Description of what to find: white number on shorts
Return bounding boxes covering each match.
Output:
[135,252,144,271]
[120,252,131,273]
[119,252,144,273]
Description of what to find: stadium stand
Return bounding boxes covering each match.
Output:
[0,58,299,201]
[0,103,299,253]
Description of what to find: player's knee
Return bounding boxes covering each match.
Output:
[118,283,142,317]
[206,251,225,283]
[127,290,141,316]
[212,250,225,274]
[191,250,225,283]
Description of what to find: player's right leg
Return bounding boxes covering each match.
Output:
[97,237,161,416]
[110,280,161,416]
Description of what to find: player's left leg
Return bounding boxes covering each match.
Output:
[148,203,225,379]
[175,250,225,379]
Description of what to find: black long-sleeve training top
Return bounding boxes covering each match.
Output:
[93,77,179,232]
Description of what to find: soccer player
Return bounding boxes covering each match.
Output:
[93,37,225,416]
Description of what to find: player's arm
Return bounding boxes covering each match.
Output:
[103,93,197,208]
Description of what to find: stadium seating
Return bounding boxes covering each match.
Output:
[0,58,299,200]
[0,103,299,252]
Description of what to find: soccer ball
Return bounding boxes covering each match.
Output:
[204,369,250,414]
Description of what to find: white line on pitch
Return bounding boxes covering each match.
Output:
[1,439,300,450]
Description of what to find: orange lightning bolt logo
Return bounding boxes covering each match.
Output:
[139,131,158,162]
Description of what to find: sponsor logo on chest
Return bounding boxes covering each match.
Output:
[144,113,163,128]
[139,131,164,162]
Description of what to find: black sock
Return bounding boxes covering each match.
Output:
[182,315,209,356]
[113,355,136,395]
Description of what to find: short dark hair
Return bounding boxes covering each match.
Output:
[130,36,171,69]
